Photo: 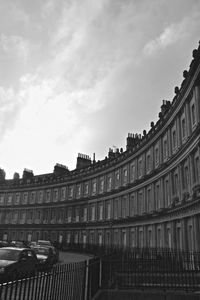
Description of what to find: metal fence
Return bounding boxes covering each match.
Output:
[101,248,200,291]
[1,247,200,300]
[0,261,86,300]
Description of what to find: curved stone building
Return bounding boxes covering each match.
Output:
[0,43,200,251]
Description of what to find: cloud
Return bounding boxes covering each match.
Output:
[0,86,23,137]
[0,34,29,61]
[143,9,200,56]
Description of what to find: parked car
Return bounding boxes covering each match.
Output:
[9,241,30,248]
[32,246,57,271]
[0,247,38,283]
[0,241,9,248]
[36,240,59,263]
[37,240,52,247]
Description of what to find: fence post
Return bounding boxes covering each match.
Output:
[84,260,89,300]
[99,257,102,288]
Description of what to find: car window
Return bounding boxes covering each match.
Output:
[0,249,20,261]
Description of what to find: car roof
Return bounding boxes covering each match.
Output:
[1,247,30,251]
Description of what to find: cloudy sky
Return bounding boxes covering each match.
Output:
[0,0,199,179]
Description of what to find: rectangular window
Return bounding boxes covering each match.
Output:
[138,191,143,214]
[46,190,51,202]
[191,103,196,125]
[138,159,143,177]
[147,155,151,172]
[147,188,151,212]
[182,118,186,139]
[106,201,111,219]
[165,179,170,207]
[155,148,159,165]
[98,204,103,220]
[107,176,112,191]
[92,181,97,194]
[163,140,168,159]
[84,183,89,196]
[122,197,127,218]
[77,185,81,197]
[123,169,128,184]
[53,189,58,202]
[91,205,95,221]
[0,194,4,205]
[68,186,73,198]
[38,191,43,203]
[115,171,120,187]
[75,208,79,222]
[61,187,66,201]
[172,130,176,149]
[114,199,118,219]
[130,163,136,182]
[83,207,87,222]
[67,209,72,223]
[99,178,104,193]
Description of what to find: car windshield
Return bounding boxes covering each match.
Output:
[34,248,49,255]
[0,249,20,261]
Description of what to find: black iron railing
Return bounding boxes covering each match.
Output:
[0,261,86,300]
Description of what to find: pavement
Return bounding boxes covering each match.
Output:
[58,251,93,264]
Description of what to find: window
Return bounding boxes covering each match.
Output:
[98,204,103,220]
[0,194,4,205]
[138,191,143,214]
[23,193,28,204]
[77,185,81,197]
[123,169,128,184]
[68,186,73,198]
[147,188,151,212]
[113,199,118,219]
[131,230,136,247]
[98,233,102,246]
[165,179,170,207]
[7,194,12,205]
[148,229,152,247]
[46,190,51,202]
[172,130,176,149]
[138,159,143,177]
[67,209,72,223]
[147,154,151,172]
[83,207,87,222]
[155,148,159,165]
[107,176,112,191]
[15,193,20,205]
[163,139,168,159]
[115,171,120,186]
[182,118,186,139]
[191,103,196,126]
[84,183,89,196]
[53,189,58,202]
[122,197,127,218]
[61,187,66,201]
[92,181,97,194]
[155,184,160,210]
[99,178,104,193]
[130,163,136,181]
[105,201,111,219]
[130,194,135,217]
[173,172,179,195]
[38,191,43,203]
[75,208,79,222]
[91,205,95,221]
[183,165,189,190]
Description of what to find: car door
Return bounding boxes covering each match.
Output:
[18,250,29,276]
